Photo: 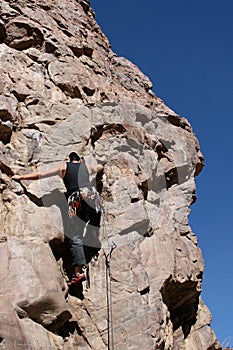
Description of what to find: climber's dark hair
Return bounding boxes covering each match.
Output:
[69,152,80,161]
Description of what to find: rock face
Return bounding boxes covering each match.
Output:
[0,1,222,349]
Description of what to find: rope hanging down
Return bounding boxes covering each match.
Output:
[104,242,117,350]
[102,208,117,350]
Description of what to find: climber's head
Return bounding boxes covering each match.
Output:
[69,152,80,162]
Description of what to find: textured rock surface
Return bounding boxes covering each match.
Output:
[0,0,223,349]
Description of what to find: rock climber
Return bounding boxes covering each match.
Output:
[12,152,103,287]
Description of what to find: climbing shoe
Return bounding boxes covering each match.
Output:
[67,273,86,287]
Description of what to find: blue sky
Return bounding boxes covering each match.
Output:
[91,0,233,346]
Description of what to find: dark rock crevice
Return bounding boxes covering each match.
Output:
[167,114,192,132]
[165,168,179,189]
[15,182,44,206]
[58,319,83,338]
[160,277,199,339]
[60,82,82,99]
[44,39,57,54]
[139,286,150,295]
[130,197,140,203]
[156,340,165,350]
[68,44,83,57]
[155,140,169,160]
[138,179,148,200]
[49,237,66,261]
[143,226,154,238]
[82,85,95,96]
[12,89,29,102]
[80,0,91,14]
[0,20,6,42]
[18,298,71,333]
[90,123,127,148]
[95,167,104,194]
[0,161,14,177]
[0,122,13,145]
[5,19,44,51]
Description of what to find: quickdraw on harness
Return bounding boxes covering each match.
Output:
[68,191,81,217]
[68,186,103,217]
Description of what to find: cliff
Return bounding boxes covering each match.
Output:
[0,0,222,349]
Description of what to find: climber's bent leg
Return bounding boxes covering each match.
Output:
[70,234,87,267]
[67,236,87,286]
[66,216,87,286]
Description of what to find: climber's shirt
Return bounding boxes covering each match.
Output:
[63,161,91,197]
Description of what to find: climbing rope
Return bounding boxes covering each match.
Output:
[102,208,117,350]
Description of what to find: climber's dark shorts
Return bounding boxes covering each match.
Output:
[67,187,102,267]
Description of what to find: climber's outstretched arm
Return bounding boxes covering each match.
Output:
[12,163,66,181]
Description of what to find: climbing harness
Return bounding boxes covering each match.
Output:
[68,186,102,217]
[68,191,81,217]
[102,208,117,350]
